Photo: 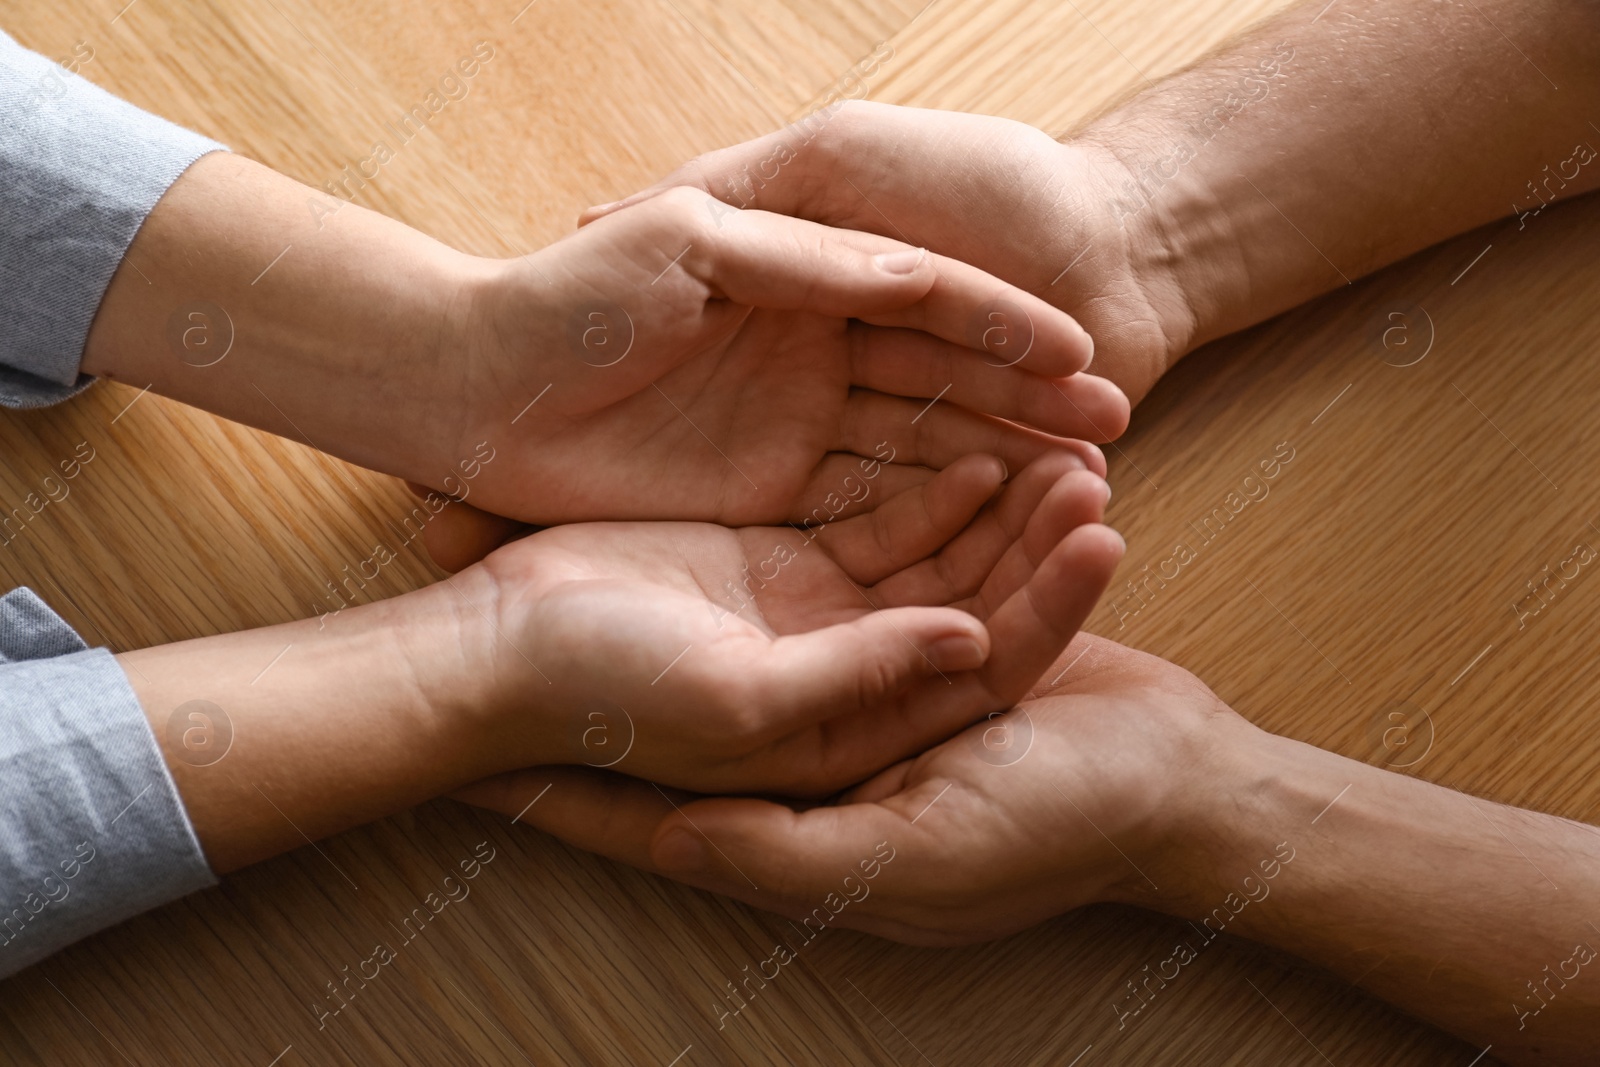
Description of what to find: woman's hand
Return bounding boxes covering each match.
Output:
[465,451,1122,795]
[449,184,1125,526]
[84,153,1122,530]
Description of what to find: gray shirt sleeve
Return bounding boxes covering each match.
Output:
[0,587,215,977]
[0,27,226,408]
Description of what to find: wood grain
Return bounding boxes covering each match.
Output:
[1,0,1590,1063]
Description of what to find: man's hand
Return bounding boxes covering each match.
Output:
[461,634,1600,1063]
[581,102,1194,405]
[466,451,1121,795]
[587,0,1600,413]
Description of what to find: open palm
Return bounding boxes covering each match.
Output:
[448,187,1127,527]
[468,451,1122,795]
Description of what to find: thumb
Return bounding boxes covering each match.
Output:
[755,606,990,728]
[677,198,1090,370]
[673,195,937,317]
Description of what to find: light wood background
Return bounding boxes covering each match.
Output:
[1,0,1594,1063]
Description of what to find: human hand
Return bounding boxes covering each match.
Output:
[582,101,1195,405]
[442,185,1126,527]
[460,451,1122,795]
[456,633,1242,942]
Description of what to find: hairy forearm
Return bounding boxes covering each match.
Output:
[1144,727,1600,1062]
[118,569,502,873]
[1080,0,1600,359]
[81,151,484,482]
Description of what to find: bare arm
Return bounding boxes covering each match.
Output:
[1083,0,1600,360]
[118,571,501,874]
[1152,725,1600,1062]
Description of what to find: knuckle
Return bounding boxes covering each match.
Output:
[675,155,718,192]
[713,679,767,745]
[852,647,907,710]
[650,186,717,236]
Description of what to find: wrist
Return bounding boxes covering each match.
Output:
[436,550,572,777]
[122,571,513,871]
[399,565,525,779]
[1068,130,1251,369]
[83,153,488,486]
[1105,710,1337,921]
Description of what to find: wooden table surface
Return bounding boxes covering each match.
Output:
[3,0,1595,1063]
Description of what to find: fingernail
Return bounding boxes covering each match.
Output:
[928,635,986,671]
[996,459,1010,483]
[656,829,708,872]
[1101,478,1113,503]
[874,248,927,274]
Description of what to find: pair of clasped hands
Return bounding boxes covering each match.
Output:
[377,107,1200,944]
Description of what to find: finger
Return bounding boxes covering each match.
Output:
[781,451,1027,531]
[855,252,1094,378]
[850,326,1128,439]
[836,389,1106,478]
[813,522,1121,771]
[786,454,937,528]
[962,523,1124,708]
[870,452,1094,607]
[664,191,940,316]
[959,469,1112,619]
[453,766,682,872]
[753,605,990,734]
[459,764,947,943]
[648,794,948,943]
[1045,373,1131,445]
[815,454,1004,586]
[681,201,1092,376]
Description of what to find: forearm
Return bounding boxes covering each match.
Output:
[1144,726,1600,1062]
[81,151,487,481]
[1081,0,1600,360]
[119,569,502,873]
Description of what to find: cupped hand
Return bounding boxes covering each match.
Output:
[440,184,1126,527]
[457,634,1248,944]
[583,101,1193,405]
[464,451,1123,796]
